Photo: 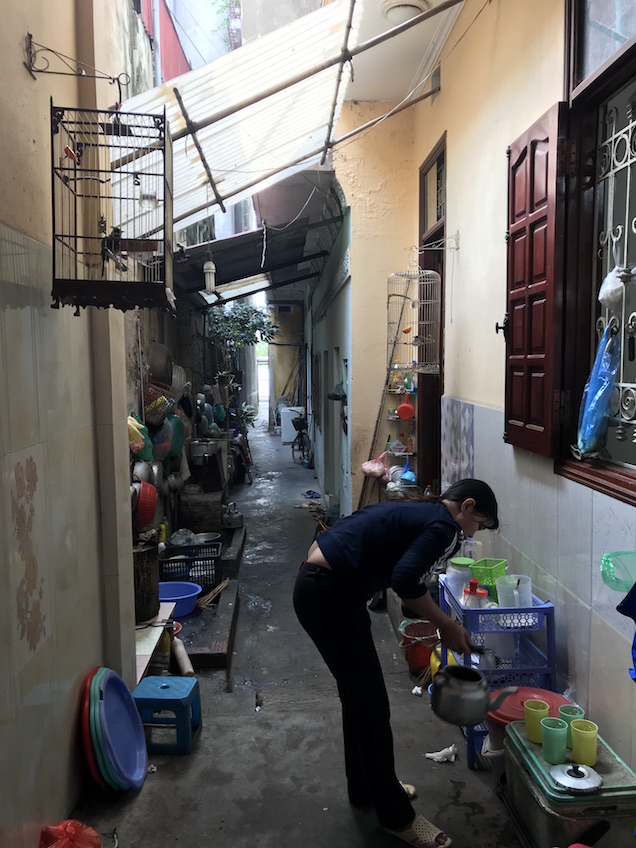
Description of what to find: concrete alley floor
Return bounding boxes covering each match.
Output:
[73,418,521,848]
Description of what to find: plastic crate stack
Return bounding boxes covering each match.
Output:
[159,542,222,592]
[438,573,556,769]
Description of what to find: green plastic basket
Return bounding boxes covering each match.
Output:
[469,558,506,601]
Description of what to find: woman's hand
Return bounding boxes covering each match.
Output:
[438,619,472,655]
[397,591,473,655]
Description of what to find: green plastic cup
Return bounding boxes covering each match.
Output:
[524,699,549,743]
[540,717,568,764]
[571,719,598,767]
[558,704,585,747]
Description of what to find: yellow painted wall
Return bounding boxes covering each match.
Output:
[333,102,418,507]
[0,3,154,841]
[413,0,564,408]
[0,5,79,241]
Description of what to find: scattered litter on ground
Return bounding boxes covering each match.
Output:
[425,744,457,763]
[411,685,423,697]
[147,764,157,773]
[303,490,321,499]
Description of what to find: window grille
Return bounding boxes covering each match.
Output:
[594,76,636,462]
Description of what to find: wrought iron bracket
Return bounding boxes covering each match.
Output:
[418,231,460,252]
[24,33,130,104]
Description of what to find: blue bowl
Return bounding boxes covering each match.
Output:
[159,581,202,616]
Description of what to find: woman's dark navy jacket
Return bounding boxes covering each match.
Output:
[315,500,462,601]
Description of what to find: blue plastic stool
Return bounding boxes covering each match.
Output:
[132,676,202,755]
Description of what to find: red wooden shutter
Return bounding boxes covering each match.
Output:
[504,102,567,457]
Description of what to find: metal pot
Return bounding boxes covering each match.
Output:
[189,439,214,465]
[431,664,517,726]
[132,461,152,483]
[222,501,244,528]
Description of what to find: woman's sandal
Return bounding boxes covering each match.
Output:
[385,814,452,848]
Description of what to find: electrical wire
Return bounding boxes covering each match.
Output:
[334,0,492,154]
[164,6,208,65]
[267,187,318,231]
[172,0,221,51]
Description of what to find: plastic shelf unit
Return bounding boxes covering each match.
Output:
[438,574,556,769]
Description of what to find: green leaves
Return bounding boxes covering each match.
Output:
[206,303,279,351]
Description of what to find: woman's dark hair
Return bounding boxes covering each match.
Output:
[440,478,499,530]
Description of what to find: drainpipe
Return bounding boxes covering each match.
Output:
[153,0,162,85]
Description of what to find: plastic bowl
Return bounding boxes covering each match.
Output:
[158,581,202,616]
[136,481,157,529]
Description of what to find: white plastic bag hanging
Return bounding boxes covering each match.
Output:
[598,266,624,312]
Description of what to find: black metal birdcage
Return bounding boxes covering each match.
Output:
[50,101,174,312]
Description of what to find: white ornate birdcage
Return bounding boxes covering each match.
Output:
[51,101,174,312]
[387,267,441,374]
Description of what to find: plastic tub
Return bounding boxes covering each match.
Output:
[496,574,533,608]
[158,581,202,616]
[446,557,474,598]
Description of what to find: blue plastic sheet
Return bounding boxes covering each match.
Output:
[575,326,620,458]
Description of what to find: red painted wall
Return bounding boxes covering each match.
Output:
[140,0,191,82]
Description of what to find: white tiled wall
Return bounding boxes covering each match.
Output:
[445,397,636,767]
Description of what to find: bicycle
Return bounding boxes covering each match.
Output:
[291,415,312,466]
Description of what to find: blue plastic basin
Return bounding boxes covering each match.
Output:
[158,581,202,616]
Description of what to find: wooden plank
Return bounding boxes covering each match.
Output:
[177,579,239,670]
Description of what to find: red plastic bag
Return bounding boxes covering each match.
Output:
[39,820,102,848]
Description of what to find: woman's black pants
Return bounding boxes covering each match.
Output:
[293,561,414,831]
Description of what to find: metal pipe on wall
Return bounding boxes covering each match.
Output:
[152,0,162,86]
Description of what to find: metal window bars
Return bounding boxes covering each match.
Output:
[594,83,636,453]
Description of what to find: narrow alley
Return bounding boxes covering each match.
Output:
[72,417,521,848]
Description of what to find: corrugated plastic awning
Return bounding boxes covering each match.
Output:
[122,0,361,235]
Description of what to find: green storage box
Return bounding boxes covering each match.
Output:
[501,720,636,847]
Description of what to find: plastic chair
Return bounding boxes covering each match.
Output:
[133,676,202,755]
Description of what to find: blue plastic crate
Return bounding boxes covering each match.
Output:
[438,574,557,769]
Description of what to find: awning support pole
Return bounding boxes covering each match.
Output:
[167,83,439,227]
[173,86,227,213]
[171,0,463,143]
[320,0,358,166]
